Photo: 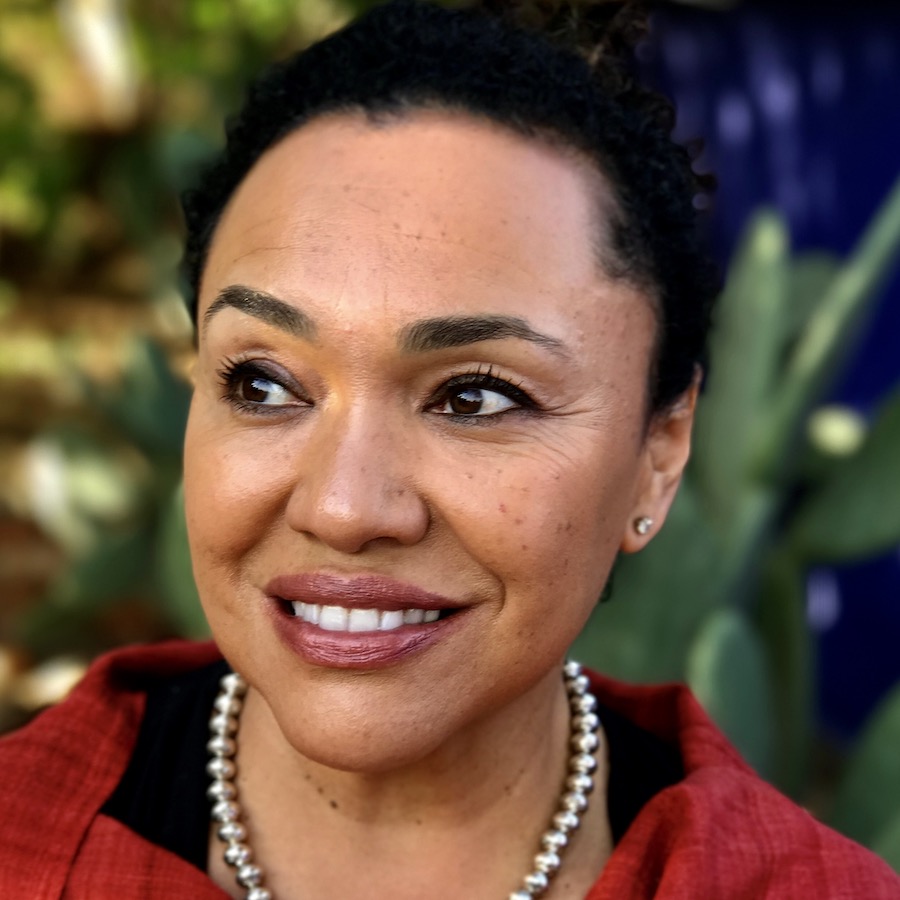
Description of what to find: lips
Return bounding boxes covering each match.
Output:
[265,572,467,668]
[267,572,457,611]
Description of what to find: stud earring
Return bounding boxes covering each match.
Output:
[633,516,653,536]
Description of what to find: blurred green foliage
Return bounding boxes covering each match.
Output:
[574,181,900,864]
[0,0,897,871]
[0,0,375,657]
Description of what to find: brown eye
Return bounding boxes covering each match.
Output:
[239,375,291,405]
[449,388,486,415]
[434,385,518,417]
[220,362,298,409]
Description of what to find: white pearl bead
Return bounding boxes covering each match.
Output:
[541,829,568,852]
[212,800,240,822]
[561,791,588,814]
[209,712,238,735]
[221,672,247,696]
[207,780,236,802]
[217,821,247,843]
[563,660,582,678]
[209,661,602,900]
[566,773,593,794]
[572,712,599,732]
[571,732,599,753]
[224,842,253,866]
[552,810,580,833]
[567,673,590,695]
[215,694,243,716]
[570,753,597,774]
[236,863,263,887]
[206,757,236,780]
[207,734,236,757]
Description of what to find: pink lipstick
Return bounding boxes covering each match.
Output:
[265,573,468,669]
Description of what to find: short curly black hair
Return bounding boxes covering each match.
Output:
[182,0,718,412]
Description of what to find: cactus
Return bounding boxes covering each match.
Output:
[575,178,900,863]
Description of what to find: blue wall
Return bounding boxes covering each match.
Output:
[643,1,900,739]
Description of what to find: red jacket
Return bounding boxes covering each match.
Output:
[1,641,896,898]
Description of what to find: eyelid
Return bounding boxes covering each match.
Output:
[428,368,539,415]
[448,370,534,402]
[217,357,309,412]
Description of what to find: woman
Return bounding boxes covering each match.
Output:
[1,1,897,898]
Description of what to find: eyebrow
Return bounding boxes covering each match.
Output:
[202,285,316,339]
[203,286,568,358]
[399,315,569,358]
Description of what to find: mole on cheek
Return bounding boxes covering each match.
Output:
[499,503,507,513]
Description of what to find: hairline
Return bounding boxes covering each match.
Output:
[195,103,664,405]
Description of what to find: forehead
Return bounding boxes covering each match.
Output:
[200,111,645,344]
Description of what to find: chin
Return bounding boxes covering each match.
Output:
[262,686,460,775]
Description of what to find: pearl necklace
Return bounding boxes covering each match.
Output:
[208,660,601,900]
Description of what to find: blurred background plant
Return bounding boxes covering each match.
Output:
[0,0,897,870]
[0,0,370,728]
[574,188,900,868]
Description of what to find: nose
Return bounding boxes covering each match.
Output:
[284,406,430,554]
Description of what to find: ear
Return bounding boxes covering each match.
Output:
[620,376,699,553]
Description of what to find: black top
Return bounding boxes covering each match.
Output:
[102,662,684,872]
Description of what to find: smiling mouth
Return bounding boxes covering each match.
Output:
[289,601,447,632]
[268,574,466,666]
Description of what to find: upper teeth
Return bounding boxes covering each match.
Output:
[291,603,440,632]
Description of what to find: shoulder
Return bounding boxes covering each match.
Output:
[0,640,222,896]
[586,670,900,899]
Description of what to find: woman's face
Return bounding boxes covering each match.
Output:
[185,112,693,770]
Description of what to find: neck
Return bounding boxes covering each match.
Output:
[210,667,612,900]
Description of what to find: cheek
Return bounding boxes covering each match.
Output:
[438,437,637,603]
[183,412,295,567]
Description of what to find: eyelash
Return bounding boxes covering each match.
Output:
[217,358,306,414]
[216,358,538,418]
[427,366,538,418]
